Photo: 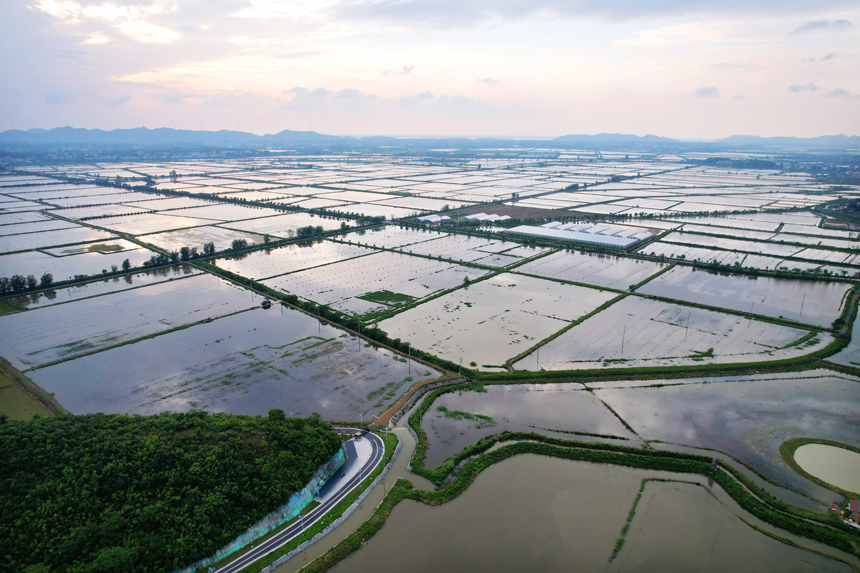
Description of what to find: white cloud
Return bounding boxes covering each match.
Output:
[117,19,179,42]
[618,23,723,47]
[693,86,720,98]
[82,32,110,43]
[791,19,852,34]
[787,83,818,92]
[826,88,859,99]
[33,0,180,43]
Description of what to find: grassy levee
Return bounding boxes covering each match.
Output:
[20,307,257,373]
[631,261,677,289]
[304,440,860,572]
[477,332,849,382]
[406,383,859,536]
[0,357,68,418]
[191,260,468,378]
[779,438,860,499]
[503,293,627,370]
[654,239,858,280]
[0,298,24,315]
[667,228,860,257]
[634,289,843,333]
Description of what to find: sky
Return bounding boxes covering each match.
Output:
[0,0,858,139]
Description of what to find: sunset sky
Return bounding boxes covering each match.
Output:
[1,0,858,138]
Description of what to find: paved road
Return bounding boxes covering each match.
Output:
[215,429,384,573]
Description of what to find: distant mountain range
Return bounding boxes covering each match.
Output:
[0,126,858,151]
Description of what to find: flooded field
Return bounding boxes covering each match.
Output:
[639,266,851,328]
[263,250,490,316]
[334,456,848,573]
[0,245,156,282]
[9,265,199,309]
[0,219,76,236]
[343,226,444,249]
[594,370,860,500]
[794,444,860,493]
[513,296,829,371]
[0,225,119,253]
[422,383,636,467]
[515,249,667,290]
[379,273,615,367]
[0,273,257,369]
[220,212,345,237]
[94,213,220,235]
[612,480,850,572]
[404,234,527,263]
[139,225,266,253]
[216,240,373,279]
[28,305,439,419]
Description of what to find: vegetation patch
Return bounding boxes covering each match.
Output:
[779,437,860,498]
[357,290,416,306]
[436,405,496,428]
[0,410,341,573]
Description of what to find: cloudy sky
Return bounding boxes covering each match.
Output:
[1,0,858,138]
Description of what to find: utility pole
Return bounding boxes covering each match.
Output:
[621,325,626,355]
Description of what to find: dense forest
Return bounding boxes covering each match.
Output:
[0,410,342,573]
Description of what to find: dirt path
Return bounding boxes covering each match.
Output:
[372,373,461,427]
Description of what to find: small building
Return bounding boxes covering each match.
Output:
[849,500,860,522]
[414,214,451,225]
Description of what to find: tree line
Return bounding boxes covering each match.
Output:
[0,410,342,573]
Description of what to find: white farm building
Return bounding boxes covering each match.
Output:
[504,223,653,248]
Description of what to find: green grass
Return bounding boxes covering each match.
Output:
[437,405,496,428]
[357,290,416,306]
[0,386,55,420]
[0,299,23,316]
[779,437,860,498]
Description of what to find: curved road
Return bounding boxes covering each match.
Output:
[215,429,384,573]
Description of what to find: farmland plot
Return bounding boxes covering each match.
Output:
[516,249,668,290]
[94,213,219,235]
[176,203,284,221]
[596,370,860,500]
[263,250,491,316]
[140,225,266,253]
[0,273,258,369]
[343,225,446,249]
[216,240,374,279]
[639,265,852,328]
[513,296,831,371]
[50,204,153,219]
[662,232,804,258]
[332,203,418,220]
[28,305,439,419]
[0,212,54,226]
[0,225,119,254]
[405,234,525,262]
[423,383,637,467]
[220,212,345,237]
[9,265,200,310]
[379,273,615,367]
[41,192,160,207]
[0,245,156,281]
[0,219,77,236]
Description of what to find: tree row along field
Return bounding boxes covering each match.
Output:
[0,410,341,573]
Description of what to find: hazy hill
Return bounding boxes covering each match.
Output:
[0,127,857,151]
